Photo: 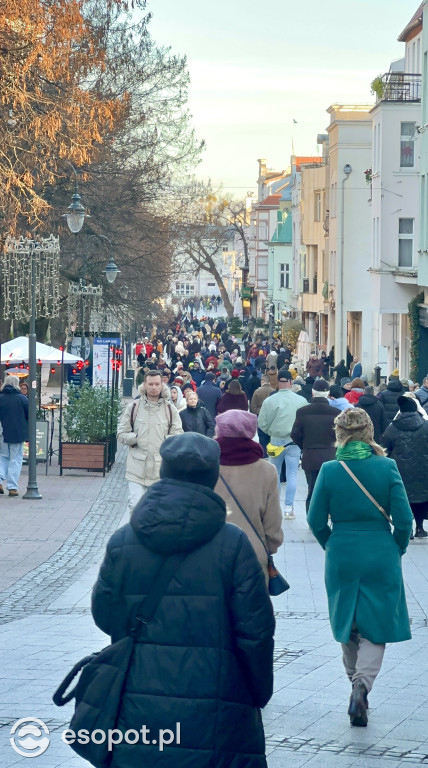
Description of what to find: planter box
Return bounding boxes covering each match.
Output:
[60,442,106,476]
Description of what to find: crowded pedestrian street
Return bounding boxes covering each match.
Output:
[0,448,428,768]
[3,2,428,765]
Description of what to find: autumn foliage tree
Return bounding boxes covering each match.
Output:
[0,0,131,232]
[0,0,204,338]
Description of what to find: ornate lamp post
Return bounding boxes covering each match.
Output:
[3,235,60,500]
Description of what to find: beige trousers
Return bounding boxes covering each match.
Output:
[341,623,385,693]
[128,481,147,516]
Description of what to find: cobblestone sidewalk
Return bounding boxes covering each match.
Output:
[0,467,428,767]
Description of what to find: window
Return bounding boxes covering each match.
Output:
[280,263,289,289]
[314,191,321,221]
[175,283,195,296]
[398,218,413,267]
[259,222,268,240]
[400,122,415,168]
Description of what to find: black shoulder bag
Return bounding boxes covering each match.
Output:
[219,475,290,596]
[53,552,185,768]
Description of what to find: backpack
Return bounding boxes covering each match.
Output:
[130,398,173,434]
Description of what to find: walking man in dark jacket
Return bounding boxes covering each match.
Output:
[92,433,275,768]
[0,375,29,496]
[291,379,340,511]
[196,372,222,419]
[358,386,389,442]
[378,378,404,423]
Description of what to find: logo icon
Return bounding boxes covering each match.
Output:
[10,718,50,758]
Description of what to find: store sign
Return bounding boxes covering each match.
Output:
[240,286,253,299]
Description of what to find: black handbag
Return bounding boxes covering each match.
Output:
[53,552,185,768]
[219,475,290,596]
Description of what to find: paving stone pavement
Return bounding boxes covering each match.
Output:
[0,463,428,767]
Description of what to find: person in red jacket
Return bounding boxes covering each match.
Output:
[344,378,366,406]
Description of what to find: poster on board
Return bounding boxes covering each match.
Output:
[92,336,121,387]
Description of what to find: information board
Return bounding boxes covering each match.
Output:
[92,336,121,387]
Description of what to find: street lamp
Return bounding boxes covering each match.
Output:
[103,256,120,284]
[62,164,87,234]
[66,232,120,384]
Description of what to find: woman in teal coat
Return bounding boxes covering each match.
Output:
[307,408,413,728]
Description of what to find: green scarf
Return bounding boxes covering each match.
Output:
[336,441,372,461]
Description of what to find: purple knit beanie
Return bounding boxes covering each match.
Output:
[215,410,257,440]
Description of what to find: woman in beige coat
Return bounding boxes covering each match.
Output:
[214,410,283,584]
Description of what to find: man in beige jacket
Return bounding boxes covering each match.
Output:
[117,370,183,513]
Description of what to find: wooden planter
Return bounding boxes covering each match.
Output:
[60,442,106,476]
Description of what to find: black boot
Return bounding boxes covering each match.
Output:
[348,681,368,727]
[415,527,428,538]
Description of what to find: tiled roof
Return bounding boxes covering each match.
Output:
[295,156,322,171]
[398,3,423,43]
[259,194,282,207]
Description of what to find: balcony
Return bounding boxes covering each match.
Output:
[373,72,421,103]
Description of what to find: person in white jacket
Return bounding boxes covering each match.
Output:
[117,370,183,514]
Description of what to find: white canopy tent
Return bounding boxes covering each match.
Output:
[0,336,83,364]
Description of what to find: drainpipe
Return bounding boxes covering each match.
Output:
[339,164,352,361]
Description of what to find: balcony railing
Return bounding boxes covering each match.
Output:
[375,72,421,103]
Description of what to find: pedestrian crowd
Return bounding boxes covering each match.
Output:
[55,313,428,765]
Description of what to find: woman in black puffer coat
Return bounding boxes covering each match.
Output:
[382,396,428,537]
[179,391,215,436]
[92,433,275,768]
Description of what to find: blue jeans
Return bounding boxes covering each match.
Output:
[0,443,24,490]
[269,443,301,507]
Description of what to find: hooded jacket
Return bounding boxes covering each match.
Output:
[117,384,183,486]
[170,385,186,412]
[92,479,275,768]
[358,393,389,442]
[0,385,29,443]
[378,380,404,423]
[382,412,428,502]
[179,402,215,437]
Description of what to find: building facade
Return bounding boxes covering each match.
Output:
[369,6,422,378]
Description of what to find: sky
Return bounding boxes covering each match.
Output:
[147,0,418,194]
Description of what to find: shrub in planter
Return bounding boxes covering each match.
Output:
[64,383,120,444]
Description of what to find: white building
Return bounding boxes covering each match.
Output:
[369,5,422,377]
[327,105,374,376]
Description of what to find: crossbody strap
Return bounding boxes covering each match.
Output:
[219,474,269,558]
[130,552,186,635]
[338,461,392,524]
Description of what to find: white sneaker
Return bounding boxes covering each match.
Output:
[283,506,295,520]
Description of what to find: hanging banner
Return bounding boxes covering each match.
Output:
[92,336,121,386]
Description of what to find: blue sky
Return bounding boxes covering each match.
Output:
[147,0,417,193]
